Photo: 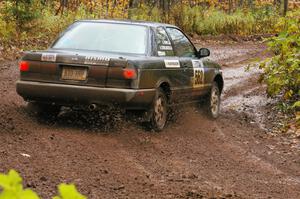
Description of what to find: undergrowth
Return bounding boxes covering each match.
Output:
[259,10,300,127]
[0,170,86,199]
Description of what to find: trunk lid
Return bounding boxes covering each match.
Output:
[21,49,135,88]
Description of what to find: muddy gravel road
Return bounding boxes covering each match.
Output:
[0,41,299,199]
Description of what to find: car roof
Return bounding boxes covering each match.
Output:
[77,19,178,29]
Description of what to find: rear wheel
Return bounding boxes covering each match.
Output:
[27,102,61,120]
[149,88,168,132]
[207,82,221,118]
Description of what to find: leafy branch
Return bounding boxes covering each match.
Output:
[0,170,86,199]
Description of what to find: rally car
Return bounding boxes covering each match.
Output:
[16,19,223,131]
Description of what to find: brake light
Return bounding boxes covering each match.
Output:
[19,61,29,72]
[123,68,137,79]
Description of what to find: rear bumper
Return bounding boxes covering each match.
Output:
[16,80,156,109]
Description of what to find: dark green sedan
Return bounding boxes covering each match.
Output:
[16,19,224,131]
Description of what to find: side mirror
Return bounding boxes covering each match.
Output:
[198,48,210,58]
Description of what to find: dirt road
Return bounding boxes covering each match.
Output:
[0,41,299,199]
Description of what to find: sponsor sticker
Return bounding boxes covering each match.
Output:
[158,51,166,56]
[84,56,110,65]
[159,45,173,51]
[41,53,57,62]
[162,40,171,45]
[164,60,180,68]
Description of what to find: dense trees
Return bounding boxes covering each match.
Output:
[38,0,299,16]
[0,0,298,51]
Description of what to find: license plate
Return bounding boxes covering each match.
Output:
[62,67,87,81]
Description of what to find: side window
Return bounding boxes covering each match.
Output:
[166,28,196,57]
[154,27,175,57]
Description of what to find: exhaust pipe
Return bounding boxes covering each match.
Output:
[88,104,97,111]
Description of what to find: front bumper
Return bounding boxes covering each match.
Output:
[16,80,156,109]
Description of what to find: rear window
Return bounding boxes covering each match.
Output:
[52,22,148,54]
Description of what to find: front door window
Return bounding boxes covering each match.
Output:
[166,28,196,58]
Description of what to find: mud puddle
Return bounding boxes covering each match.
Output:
[221,63,300,151]
[222,65,272,130]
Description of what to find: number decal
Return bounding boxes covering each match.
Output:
[193,68,204,87]
[191,60,205,88]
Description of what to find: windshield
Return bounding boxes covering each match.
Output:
[52,22,148,54]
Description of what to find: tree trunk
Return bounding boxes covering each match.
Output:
[247,0,254,9]
[238,0,244,7]
[105,0,109,18]
[55,0,68,15]
[228,0,233,13]
[283,0,288,16]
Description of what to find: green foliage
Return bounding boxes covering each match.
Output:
[170,5,203,34]
[53,184,86,199]
[0,1,294,60]
[196,9,255,35]
[196,7,279,35]
[129,5,162,22]
[0,2,283,57]
[0,170,39,199]
[259,10,300,110]
[293,101,300,108]
[128,5,279,36]
[251,6,279,33]
[0,170,86,199]
[0,16,16,42]
[2,0,40,32]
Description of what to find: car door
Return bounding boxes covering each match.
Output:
[165,27,205,101]
[152,27,191,103]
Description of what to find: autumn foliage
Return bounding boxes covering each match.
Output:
[0,0,299,59]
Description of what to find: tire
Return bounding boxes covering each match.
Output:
[149,88,168,132]
[27,102,61,120]
[207,81,221,119]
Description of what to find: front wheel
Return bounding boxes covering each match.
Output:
[207,82,221,118]
[149,88,168,132]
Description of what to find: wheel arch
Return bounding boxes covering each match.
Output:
[213,74,224,93]
[156,79,171,102]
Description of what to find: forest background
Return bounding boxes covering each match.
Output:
[0,0,299,57]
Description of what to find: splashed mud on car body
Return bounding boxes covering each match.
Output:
[16,19,224,130]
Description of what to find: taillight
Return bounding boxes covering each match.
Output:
[123,68,137,79]
[19,61,29,72]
